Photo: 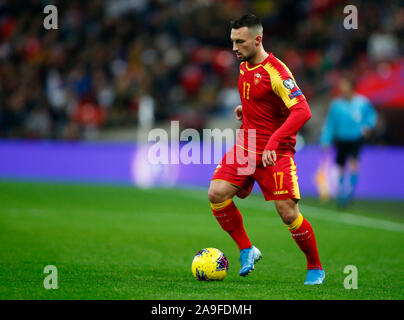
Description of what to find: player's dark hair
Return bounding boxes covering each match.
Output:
[230,13,263,32]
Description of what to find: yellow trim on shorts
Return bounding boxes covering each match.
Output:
[235,144,293,158]
[236,144,262,154]
[289,157,301,199]
[211,179,242,190]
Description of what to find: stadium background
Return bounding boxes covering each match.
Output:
[0,0,403,300]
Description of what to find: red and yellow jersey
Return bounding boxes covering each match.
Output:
[236,52,306,154]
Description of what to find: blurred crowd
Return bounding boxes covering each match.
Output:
[0,0,403,141]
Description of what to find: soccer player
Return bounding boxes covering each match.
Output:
[207,14,324,285]
[320,77,377,207]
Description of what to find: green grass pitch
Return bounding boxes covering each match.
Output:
[0,180,403,300]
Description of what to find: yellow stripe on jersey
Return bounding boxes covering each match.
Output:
[262,61,303,109]
[245,62,264,71]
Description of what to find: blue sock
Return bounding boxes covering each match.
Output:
[337,174,346,205]
[347,172,358,201]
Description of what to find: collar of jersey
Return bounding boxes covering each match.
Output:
[244,52,272,71]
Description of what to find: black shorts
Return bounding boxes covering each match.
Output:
[335,139,363,166]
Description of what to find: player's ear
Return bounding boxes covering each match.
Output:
[255,35,262,46]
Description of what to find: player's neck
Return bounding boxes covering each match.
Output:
[343,92,354,101]
[247,50,269,66]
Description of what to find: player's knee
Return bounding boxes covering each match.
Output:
[275,201,298,224]
[350,159,359,172]
[280,212,297,225]
[207,186,231,203]
[207,188,225,203]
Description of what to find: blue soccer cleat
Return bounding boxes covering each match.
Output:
[239,246,262,277]
[304,268,325,285]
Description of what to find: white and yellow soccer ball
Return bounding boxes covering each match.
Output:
[191,248,229,281]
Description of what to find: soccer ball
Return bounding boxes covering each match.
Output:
[191,248,229,281]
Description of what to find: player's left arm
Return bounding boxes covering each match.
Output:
[262,60,311,167]
[262,101,311,167]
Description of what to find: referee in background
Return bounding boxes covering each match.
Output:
[320,76,378,207]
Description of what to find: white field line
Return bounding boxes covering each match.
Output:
[301,204,404,233]
[157,189,404,233]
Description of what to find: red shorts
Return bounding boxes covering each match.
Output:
[212,145,301,201]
